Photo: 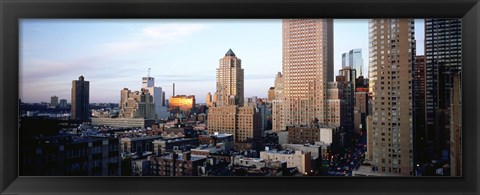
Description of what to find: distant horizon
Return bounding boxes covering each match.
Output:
[20,19,424,104]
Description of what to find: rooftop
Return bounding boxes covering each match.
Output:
[225,49,235,57]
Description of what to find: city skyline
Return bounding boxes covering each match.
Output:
[20,19,424,103]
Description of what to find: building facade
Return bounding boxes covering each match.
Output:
[260,150,312,175]
[368,19,415,176]
[287,126,334,145]
[71,76,90,122]
[342,49,364,77]
[413,55,428,165]
[207,105,261,142]
[272,72,286,131]
[169,95,196,115]
[150,152,206,176]
[424,19,462,163]
[325,82,346,128]
[354,88,369,134]
[50,96,59,107]
[268,87,275,102]
[21,134,121,176]
[336,67,356,131]
[282,19,334,128]
[142,76,168,120]
[119,88,156,119]
[450,72,461,176]
[216,49,244,106]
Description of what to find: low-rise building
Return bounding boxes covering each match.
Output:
[149,152,206,176]
[231,155,287,176]
[198,133,234,151]
[208,105,261,142]
[91,118,155,128]
[260,150,312,175]
[132,158,151,176]
[152,138,199,155]
[120,135,161,157]
[287,126,335,145]
[21,134,121,176]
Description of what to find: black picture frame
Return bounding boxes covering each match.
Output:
[1,0,479,194]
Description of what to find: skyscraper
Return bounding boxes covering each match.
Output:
[208,49,260,142]
[368,19,415,176]
[349,49,364,77]
[142,76,168,119]
[337,67,356,132]
[413,55,427,165]
[342,49,364,77]
[216,49,244,106]
[71,76,90,122]
[424,19,462,163]
[282,19,334,128]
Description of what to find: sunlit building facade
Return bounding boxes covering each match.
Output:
[216,49,244,106]
[169,95,195,114]
[282,19,334,128]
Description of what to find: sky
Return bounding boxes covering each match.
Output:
[20,19,424,104]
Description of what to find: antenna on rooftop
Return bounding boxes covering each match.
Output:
[148,67,151,77]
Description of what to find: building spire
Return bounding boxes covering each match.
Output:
[148,67,151,77]
[225,49,235,57]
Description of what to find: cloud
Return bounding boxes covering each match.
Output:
[103,23,207,53]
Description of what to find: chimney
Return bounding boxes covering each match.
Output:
[173,83,175,97]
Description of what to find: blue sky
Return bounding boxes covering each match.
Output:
[20,19,424,103]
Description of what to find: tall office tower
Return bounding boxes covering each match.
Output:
[119,88,156,119]
[208,49,260,142]
[142,76,168,119]
[216,49,244,106]
[272,72,286,131]
[50,96,59,107]
[349,49,364,77]
[424,19,462,162]
[282,19,334,128]
[71,75,90,122]
[449,71,461,176]
[142,76,154,88]
[342,49,364,77]
[413,55,427,165]
[337,67,357,132]
[368,19,415,176]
